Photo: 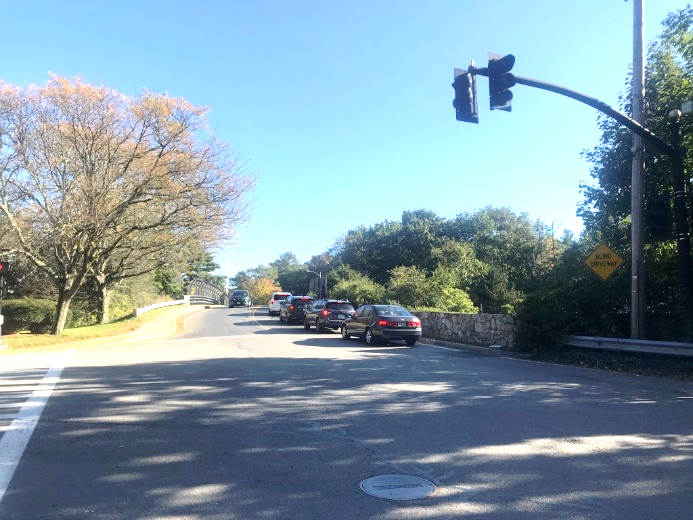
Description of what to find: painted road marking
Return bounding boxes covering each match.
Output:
[0,349,75,504]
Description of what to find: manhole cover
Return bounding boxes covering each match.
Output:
[359,474,436,500]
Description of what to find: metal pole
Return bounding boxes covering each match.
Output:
[631,0,646,339]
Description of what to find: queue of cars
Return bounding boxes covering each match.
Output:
[272,293,421,346]
[229,289,422,346]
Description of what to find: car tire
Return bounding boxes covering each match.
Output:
[315,319,324,333]
[304,319,311,331]
[365,328,376,345]
[405,337,417,347]
[340,325,351,340]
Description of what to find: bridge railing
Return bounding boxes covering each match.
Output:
[187,279,228,306]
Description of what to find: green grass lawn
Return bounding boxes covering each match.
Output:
[1,305,185,352]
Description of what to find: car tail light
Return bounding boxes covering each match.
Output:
[378,320,398,327]
[289,305,295,311]
[407,318,421,327]
[270,299,275,304]
[322,310,329,316]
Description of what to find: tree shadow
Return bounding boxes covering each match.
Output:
[2,344,693,519]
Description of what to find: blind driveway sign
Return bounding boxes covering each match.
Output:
[584,243,625,281]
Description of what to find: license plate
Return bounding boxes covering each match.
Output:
[336,314,344,319]
[397,321,405,327]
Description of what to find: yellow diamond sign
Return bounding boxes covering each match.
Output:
[584,243,625,281]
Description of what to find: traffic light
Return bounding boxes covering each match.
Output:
[488,54,516,111]
[452,68,478,123]
[0,262,9,276]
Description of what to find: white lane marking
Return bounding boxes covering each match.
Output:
[0,349,75,504]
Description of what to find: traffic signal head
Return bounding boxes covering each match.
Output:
[0,262,9,276]
[488,54,516,111]
[452,68,478,124]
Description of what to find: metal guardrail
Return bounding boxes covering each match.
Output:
[187,279,228,306]
[563,335,693,358]
[133,299,187,317]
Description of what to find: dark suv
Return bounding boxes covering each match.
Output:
[304,299,355,332]
[279,295,315,324]
[229,289,252,308]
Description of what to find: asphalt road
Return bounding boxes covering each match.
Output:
[1,306,693,519]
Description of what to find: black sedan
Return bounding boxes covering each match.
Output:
[340,304,422,346]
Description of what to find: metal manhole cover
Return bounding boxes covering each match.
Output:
[359,474,436,500]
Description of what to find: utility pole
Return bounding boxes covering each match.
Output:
[631,0,646,339]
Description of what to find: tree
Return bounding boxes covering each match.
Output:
[184,250,227,291]
[448,206,553,309]
[386,266,429,308]
[0,75,255,333]
[244,277,279,303]
[270,252,300,276]
[576,6,693,339]
[331,271,385,308]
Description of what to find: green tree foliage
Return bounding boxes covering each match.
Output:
[184,251,227,291]
[445,206,552,312]
[430,240,487,293]
[573,6,693,339]
[331,271,385,308]
[2,298,65,334]
[516,237,631,349]
[385,266,429,307]
[270,252,301,276]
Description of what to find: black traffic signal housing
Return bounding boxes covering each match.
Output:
[452,68,478,123]
[488,54,516,111]
[0,262,9,276]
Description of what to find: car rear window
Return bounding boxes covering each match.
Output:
[273,294,289,301]
[375,306,412,317]
[294,299,314,307]
[326,303,354,311]
[232,291,248,296]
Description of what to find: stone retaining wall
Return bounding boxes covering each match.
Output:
[413,311,516,348]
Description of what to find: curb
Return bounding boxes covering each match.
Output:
[418,337,509,356]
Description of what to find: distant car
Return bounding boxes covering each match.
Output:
[340,304,422,346]
[229,289,252,308]
[280,295,315,323]
[268,292,291,316]
[304,299,355,333]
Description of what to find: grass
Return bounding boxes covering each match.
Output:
[0,305,186,352]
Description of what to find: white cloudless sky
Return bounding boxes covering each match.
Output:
[3,1,687,279]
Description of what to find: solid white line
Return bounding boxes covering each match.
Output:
[0,349,75,505]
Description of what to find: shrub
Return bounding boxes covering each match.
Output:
[2,298,65,334]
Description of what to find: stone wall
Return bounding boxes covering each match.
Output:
[413,311,516,348]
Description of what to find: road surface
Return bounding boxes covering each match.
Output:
[1,306,692,519]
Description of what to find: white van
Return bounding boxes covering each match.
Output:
[268,291,291,316]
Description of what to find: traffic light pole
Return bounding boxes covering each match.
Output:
[470,66,675,155]
[468,65,692,338]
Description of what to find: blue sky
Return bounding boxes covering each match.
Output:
[4,1,687,279]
